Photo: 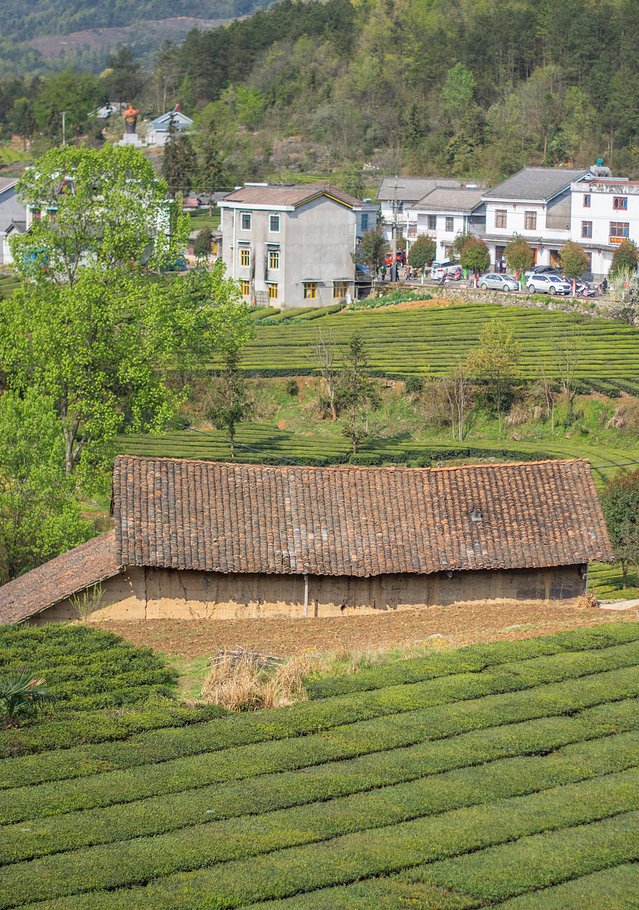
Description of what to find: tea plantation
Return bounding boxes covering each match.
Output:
[235,302,639,395]
[1,622,639,908]
[119,422,639,486]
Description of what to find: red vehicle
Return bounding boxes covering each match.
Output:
[384,250,406,266]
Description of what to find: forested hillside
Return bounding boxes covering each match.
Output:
[1,0,638,182]
[156,0,639,183]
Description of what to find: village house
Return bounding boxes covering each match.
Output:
[0,177,26,267]
[570,173,639,277]
[146,108,194,147]
[0,456,612,626]
[219,183,378,308]
[478,167,589,272]
[377,176,461,242]
[404,186,486,262]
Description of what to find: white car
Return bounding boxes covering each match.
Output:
[526,273,571,295]
[430,260,461,279]
[479,273,519,292]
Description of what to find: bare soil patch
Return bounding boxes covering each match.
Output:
[98,600,639,659]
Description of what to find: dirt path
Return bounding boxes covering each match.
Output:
[99,601,639,659]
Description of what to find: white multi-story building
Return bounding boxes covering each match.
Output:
[377,176,461,242]
[481,167,588,271]
[570,175,639,277]
[404,187,485,261]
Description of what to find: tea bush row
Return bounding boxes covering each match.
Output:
[21,775,639,910]
[1,630,635,778]
[3,738,638,908]
[259,813,639,910]
[306,624,639,698]
[3,666,639,824]
[3,711,638,866]
[1,628,636,777]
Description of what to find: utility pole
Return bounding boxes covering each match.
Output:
[61,111,67,146]
[389,175,405,282]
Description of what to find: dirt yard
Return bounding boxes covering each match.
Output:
[99,600,639,659]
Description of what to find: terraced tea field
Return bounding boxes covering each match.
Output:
[2,623,639,908]
[119,423,639,485]
[235,302,639,395]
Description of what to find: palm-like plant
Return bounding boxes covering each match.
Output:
[0,669,52,727]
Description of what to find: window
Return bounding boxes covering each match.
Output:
[610,222,630,238]
[445,216,454,232]
[361,214,369,232]
[581,221,593,238]
[583,194,591,208]
[239,247,250,267]
[268,284,278,300]
[240,212,251,230]
[269,214,280,232]
[524,211,537,230]
[303,282,317,299]
[495,209,507,229]
[239,280,250,296]
[427,215,436,231]
[333,281,349,298]
[268,249,280,270]
[613,197,628,210]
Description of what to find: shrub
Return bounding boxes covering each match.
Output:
[285,378,299,397]
[404,376,424,397]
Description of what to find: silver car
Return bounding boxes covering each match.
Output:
[526,273,571,295]
[479,273,519,292]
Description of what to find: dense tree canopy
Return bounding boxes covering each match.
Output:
[3,0,639,180]
[11,145,189,283]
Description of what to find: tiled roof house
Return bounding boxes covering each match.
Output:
[0,457,612,625]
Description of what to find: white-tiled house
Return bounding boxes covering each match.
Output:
[146,109,194,147]
[219,183,377,308]
[570,176,639,277]
[405,187,486,262]
[481,167,588,271]
[377,176,461,242]
[0,178,26,266]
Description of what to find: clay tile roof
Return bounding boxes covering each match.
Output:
[112,456,613,578]
[0,531,122,625]
[220,183,364,208]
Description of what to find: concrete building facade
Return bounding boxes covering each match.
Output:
[219,184,377,308]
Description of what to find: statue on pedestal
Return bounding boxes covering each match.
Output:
[123,104,139,135]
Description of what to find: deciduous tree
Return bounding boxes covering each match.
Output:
[505,236,535,281]
[601,470,639,584]
[336,333,380,454]
[11,145,189,284]
[408,235,436,272]
[610,239,639,278]
[466,320,521,426]
[460,237,490,285]
[0,264,252,478]
[560,241,589,294]
[0,391,90,582]
[353,228,387,278]
[206,350,253,458]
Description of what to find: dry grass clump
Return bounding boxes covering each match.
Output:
[201,650,324,711]
[576,592,600,610]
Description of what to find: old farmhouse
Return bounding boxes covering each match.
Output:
[0,457,612,626]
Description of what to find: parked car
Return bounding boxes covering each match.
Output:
[431,260,461,279]
[479,273,519,292]
[524,265,564,281]
[526,273,571,295]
